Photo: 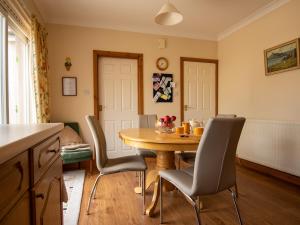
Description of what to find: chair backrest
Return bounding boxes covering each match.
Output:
[138,114,157,128]
[191,117,245,197]
[216,114,237,118]
[85,115,108,171]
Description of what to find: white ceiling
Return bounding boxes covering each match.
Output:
[33,0,287,40]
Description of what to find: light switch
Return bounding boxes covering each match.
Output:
[83,89,90,95]
[158,39,166,49]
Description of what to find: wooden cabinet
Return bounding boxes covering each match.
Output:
[32,158,62,225]
[0,151,29,221]
[0,125,63,225]
[0,193,31,225]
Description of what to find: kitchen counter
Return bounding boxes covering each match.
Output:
[0,123,63,164]
[0,123,64,225]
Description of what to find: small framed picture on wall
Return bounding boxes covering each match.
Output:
[62,76,77,96]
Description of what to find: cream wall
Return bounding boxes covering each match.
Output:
[218,0,300,122]
[47,24,217,142]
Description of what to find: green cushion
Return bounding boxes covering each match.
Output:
[61,122,90,164]
[61,149,92,164]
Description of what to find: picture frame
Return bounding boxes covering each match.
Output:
[264,38,300,76]
[62,76,77,96]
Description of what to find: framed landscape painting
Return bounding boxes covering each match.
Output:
[264,38,300,75]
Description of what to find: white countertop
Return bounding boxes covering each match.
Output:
[0,123,64,164]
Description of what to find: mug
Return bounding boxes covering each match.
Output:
[175,126,184,135]
[182,122,190,134]
[193,127,204,136]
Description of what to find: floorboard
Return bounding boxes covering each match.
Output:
[78,161,300,225]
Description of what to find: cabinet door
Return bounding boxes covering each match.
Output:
[0,192,30,225]
[0,151,29,221]
[33,158,62,225]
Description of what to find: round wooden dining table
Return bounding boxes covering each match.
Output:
[119,128,201,217]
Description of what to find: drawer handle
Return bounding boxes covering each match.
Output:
[47,149,58,153]
[36,193,45,199]
[15,161,24,190]
[38,139,59,168]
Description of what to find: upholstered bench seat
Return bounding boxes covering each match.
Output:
[61,149,92,164]
[59,122,93,172]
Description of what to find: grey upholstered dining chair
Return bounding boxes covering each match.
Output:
[216,114,237,118]
[160,117,245,225]
[136,114,158,158]
[85,115,147,215]
[177,114,237,168]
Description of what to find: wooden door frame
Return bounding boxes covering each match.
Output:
[180,57,219,122]
[93,50,144,119]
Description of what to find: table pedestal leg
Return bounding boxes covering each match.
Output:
[146,151,176,217]
[134,169,158,194]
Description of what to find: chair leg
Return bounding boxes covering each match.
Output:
[229,189,243,225]
[142,170,146,214]
[160,177,202,225]
[197,196,203,210]
[235,183,239,198]
[178,156,181,170]
[192,201,202,225]
[160,176,163,224]
[92,175,102,200]
[87,173,102,215]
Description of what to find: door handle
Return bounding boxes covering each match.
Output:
[98,105,103,112]
[184,105,193,111]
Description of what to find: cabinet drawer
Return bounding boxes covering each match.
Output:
[32,158,63,225]
[0,192,30,225]
[0,151,29,221]
[31,134,60,185]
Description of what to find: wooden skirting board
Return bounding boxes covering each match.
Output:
[236,157,300,186]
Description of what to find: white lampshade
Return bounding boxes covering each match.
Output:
[155,2,183,26]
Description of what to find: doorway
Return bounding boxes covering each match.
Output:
[93,50,143,157]
[180,57,218,122]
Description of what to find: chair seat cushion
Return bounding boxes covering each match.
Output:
[61,149,92,164]
[137,149,157,158]
[102,155,147,174]
[182,166,194,176]
[159,170,193,197]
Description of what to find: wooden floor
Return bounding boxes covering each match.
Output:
[79,161,300,225]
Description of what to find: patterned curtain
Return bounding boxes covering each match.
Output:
[31,16,50,123]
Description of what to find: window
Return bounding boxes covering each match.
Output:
[8,26,35,123]
[0,13,6,124]
[0,10,36,124]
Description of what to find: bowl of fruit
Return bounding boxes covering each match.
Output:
[157,115,176,133]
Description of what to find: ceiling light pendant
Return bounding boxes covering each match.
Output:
[155,1,183,26]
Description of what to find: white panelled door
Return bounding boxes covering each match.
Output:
[184,61,216,122]
[98,57,138,157]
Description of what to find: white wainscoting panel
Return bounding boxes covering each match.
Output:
[237,119,300,177]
